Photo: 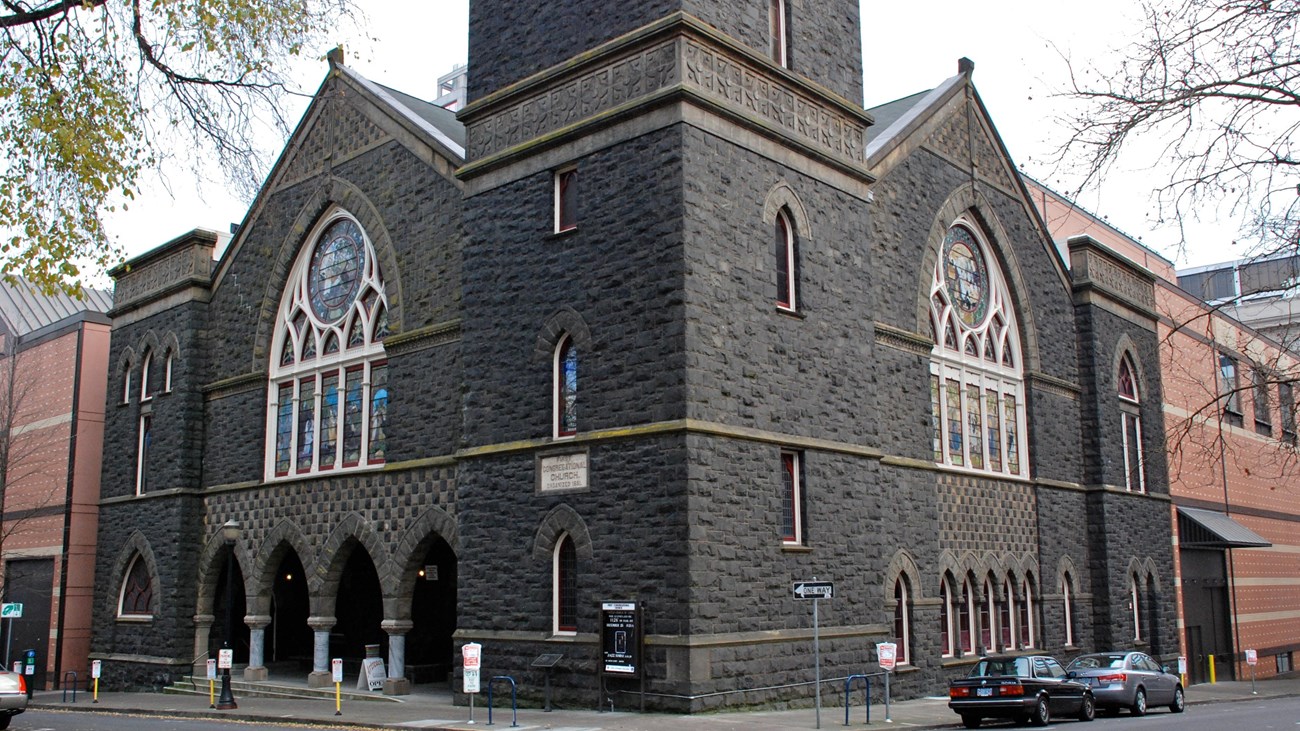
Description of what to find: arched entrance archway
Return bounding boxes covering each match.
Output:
[332,544,384,662]
[267,551,311,670]
[407,537,457,682]
[211,552,249,664]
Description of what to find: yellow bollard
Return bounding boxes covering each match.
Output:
[335,681,342,716]
[93,677,99,704]
[209,677,215,707]
[1208,654,1216,684]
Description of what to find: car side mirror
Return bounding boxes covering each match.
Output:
[1066,671,1077,678]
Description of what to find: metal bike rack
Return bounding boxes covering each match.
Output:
[486,675,518,727]
[843,674,871,726]
[61,671,78,702]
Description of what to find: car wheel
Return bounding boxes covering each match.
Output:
[1031,695,1051,726]
[1131,687,1147,716]
[1170,686,1185,713]
[0,715,11,730]
[1078,692,1096,722]
[962,715,983,729]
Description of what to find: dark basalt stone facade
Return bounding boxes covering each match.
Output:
[89,0,1176,710]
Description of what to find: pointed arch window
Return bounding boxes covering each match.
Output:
[163,351,174,393]
[1061,572,1076,647]
[140,350,154,401]
[1018,577,1035,648]
[122,362,133,404]
[554,335,578,438]
[266,211,390,479]
[775,207,798,310]
[118,555,153,618]
[1130,575,1143,641]
[928,221,1027,477]
[554,534,577,634]
[939,577,955,657]
[893,577,911,665]
[1118,354,1145,492]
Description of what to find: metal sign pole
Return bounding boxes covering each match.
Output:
[814,595,821,730]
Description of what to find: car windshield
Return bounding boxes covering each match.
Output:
[1068,654,1126,670]
[970,657,1031,677]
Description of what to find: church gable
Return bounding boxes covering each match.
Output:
[921,96,1018,196]
[275,92,391,191]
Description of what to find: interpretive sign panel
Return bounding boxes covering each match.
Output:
[601,601,640,675]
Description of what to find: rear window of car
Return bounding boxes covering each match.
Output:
[970,657,1031,677]
[1068,654,1125,670]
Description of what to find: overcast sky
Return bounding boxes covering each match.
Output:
[102,0,1247,273]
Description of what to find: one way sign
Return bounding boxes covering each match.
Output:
[792,581,834,600]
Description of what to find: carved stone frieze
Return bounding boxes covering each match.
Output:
[469,40,679,160]
[1072,248,1157,312]
[463,27,869,171]
[115,242,213,309]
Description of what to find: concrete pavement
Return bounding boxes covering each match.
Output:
[28,673,1300,730]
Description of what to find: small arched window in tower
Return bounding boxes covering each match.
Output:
[140,350,153,401]
[769,0,789,67]
[893,577,911,665]
[1061,572,1076,647]
[1130,575,1143,641]
[775,207,797,310]
[1118,354,1145,492]
[554,534,577,634]
[163,351,174,393]
[122,362,133,404]
[554,335,578,438]
[118,554,153,618]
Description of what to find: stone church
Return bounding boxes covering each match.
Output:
[91,0,1177,709]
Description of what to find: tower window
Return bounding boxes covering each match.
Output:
[769,0,789,67]
[555,168,578,233]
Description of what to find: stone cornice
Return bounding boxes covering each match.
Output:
[874,322,932,356]
[1025,371,1082,401]
[382,319,462,356]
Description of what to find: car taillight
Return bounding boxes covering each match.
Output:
[16,674,25,693]
[950,686,972,698]
[1097,673,1126,684]
[1001,684,1024,696]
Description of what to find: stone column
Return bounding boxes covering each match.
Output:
[306,616,336,688]
[192,614,214,678]
[243,615,271,681]
[381,619,414,695]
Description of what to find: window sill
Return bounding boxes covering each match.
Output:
[116,615,154,624]
[941,655,981,669]
[551,226,578,239]
[781,544,812,553]
[775,306,805,319]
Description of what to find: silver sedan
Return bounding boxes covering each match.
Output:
[1065,651,1184,715]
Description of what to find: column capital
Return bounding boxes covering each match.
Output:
[381,619,415,635]
[307,616,337,631]
[193,614,215,628]
[244,614,272,630]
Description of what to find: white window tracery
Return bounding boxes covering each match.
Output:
[265,210,390,480]
[928,220,1028,477]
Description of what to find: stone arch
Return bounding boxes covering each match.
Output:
[914,183,1043,373]
[885,548,923,602]
[106,531,162,617]
[195,523,255,616]
[531,504,594,562]
[251,180,404,372]
[937,549,962,594]
[159,331,182,360]
[1055,555,1080,594]
[1112,333,1149,399]
[248,519,314,615]
[136,329,162,358]
[116,345,137,402]
[311,513,392,617]
[762,182,813,244]
[389,506,459,621]
[534,308,593,362]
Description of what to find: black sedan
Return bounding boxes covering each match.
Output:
[948,654,1095,728]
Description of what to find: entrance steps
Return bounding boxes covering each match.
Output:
[166,675,405,703]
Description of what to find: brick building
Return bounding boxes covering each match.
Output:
[0,280,112,690]
[90,1,1177,707]
[1030,179,1299,685]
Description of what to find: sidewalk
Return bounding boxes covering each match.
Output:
[29,674,1300,730]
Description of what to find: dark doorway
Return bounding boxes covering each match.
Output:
[331,546,384,663]
[3,559,52,689]
[211,554,249,664]
[267,551,311,671]
[1181,548,1233,683]
[407,537,457,683]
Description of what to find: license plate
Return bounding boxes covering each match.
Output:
[977,687,993,697]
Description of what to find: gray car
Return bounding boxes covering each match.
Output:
[1065,652,1184,715]
[0,669,26,728]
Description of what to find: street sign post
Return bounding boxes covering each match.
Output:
[1246,649,1258,694]
[332,658,344,715]
[91,659,102,704]
[462,642,482,724]
[0,604,22,618]
[794,580,834,729]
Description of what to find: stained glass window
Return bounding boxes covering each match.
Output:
[929,220,1025,477]
[781,452,802,543]
[120,557,153,616]
[931,375,943,462]
[266,211,390,480]
[940,580,953,656]
[776,208,797,309]
[369,363,388,463]
[556,337,578,437]
[556,535,577,632]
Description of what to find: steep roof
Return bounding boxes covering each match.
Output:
[0,279,112,339]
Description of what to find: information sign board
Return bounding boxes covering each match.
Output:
[601,601,640,675]
[1246,649,1258,666]
[91,660,102,679]
[793,581,834,600]
[0,603,21,619]
[217,648,233,670]
[462,643,482,694]
[205,659,216,680]
[332,658,344,684]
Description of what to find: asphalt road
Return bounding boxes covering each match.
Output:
[953,695,1300,729]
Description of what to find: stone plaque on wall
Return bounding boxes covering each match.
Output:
[539,452,589,492]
